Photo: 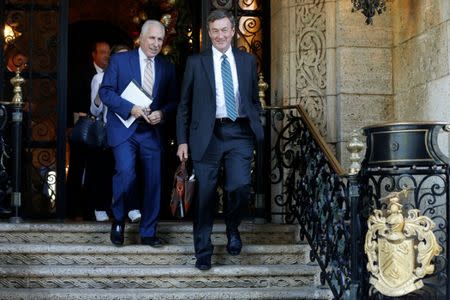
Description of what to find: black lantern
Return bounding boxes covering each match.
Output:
[351,0,387,25]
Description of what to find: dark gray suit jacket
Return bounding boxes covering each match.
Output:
[176,47,264,161]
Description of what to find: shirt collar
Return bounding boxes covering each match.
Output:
[212,46,233,61]
[139,47,154,63]
[93,62,103,73]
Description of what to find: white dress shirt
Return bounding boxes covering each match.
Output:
[93,62,103,74]
[90,72,108,123]
[212,46,240,118]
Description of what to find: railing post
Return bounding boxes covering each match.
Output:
[8,69,25,223]
[254,73,268,224]
[447,166,450,299]
[348,174,361,300]
[346,130,364,299]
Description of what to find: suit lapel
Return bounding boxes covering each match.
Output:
[200,49,215,95]
[233,48,245,99]
[129,49,141,85]
[89,64,97,78]
[153,55,162,100]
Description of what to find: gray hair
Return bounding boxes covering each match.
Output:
[207,9,235,30]
[140,20,166,38]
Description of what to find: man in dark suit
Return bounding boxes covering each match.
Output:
[99,20,177,247]
[66,41,110,221]
[176,9,264,270]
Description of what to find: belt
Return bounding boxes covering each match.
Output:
[215,117,248,125]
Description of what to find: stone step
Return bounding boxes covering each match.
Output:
[0,287,334,299]
[0,221,299,245]
[0,243,309,266]
[0,264,321,289]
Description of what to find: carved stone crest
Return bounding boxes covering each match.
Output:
[364,189,442,297]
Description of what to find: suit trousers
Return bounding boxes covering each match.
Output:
[192,119,254,259]
[111,124,162,237]
[66,142,89,219]
[85,147,114,211]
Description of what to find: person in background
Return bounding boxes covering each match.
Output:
[99,20,178,247]
[176,9,264,270]
[89,44,141,223]
[67,41,110,221]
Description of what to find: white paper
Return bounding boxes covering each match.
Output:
[117,80,153,128]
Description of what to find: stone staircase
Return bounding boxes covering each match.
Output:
[0,221,333,299]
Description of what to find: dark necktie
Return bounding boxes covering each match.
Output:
[221,54,237,121]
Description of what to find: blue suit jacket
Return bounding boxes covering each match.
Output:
[99,49,178,147]
[176,47,264,161]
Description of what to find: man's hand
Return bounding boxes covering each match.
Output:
[148,110,163,125]
[73,112,87,124]
[177,143,189,161]
[131,105,150,123]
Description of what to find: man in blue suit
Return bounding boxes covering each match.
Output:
[99,20,177,247]
[176,9,264,270]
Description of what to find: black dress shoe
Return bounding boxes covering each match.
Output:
[195,257,211,271]
[226,228,242,256]
[141,236,164,248]
[110,221,125,246]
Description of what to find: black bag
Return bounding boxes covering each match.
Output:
[170,161,195,219]
[70,115,107,148]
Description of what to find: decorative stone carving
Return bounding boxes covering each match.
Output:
[0,232,295,245]
[295,0,327,136]
[0,274,315,289]
[0,252,306,266]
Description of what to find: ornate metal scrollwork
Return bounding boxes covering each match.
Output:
[270,115,450,298]
[270,107,350,298]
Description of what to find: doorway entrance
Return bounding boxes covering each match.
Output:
[0,0,269,220]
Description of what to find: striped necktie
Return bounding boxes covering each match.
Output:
[221,54,237,121]
[143,58,154,96]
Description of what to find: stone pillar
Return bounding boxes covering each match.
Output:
[334,1,393,166]
[269,0,289,223]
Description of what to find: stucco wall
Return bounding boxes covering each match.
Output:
[334,1,394,166]
[392,0,450,122]
[392,0,450,157]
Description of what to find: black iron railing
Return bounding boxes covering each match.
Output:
[268,105,450,300]
[268,105,352,298]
